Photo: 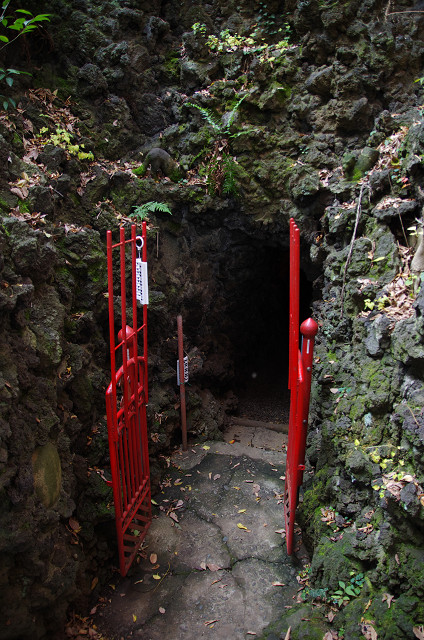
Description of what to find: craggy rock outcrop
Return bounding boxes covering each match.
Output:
[0,0,424,638]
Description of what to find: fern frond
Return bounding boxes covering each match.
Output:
[222,154,239,196]
[130,201,172,220]
[186,102,222,132]
[226,94,247,130]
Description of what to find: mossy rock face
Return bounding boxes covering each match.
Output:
[32,442,62,508]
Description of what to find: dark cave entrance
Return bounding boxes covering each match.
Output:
[224,241,314,424]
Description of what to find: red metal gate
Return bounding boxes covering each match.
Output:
[105,223,151,576]
[284,218,318,555]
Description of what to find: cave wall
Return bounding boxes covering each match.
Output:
[0,0,424,638]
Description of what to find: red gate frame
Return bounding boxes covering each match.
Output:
[284,218,318,555]
[105,223,151,576]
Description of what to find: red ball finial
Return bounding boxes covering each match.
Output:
[300,317,318,338]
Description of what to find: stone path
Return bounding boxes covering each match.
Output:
[94,424,308,640]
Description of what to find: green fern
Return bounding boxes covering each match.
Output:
[130,201,172,221]
[186,102,222,132]
[222,154,238,196]
[226,94,247,131]
[187,94,247,196]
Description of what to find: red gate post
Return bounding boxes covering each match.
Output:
[289,218,300,391]
[105,222,151,576]
[177,315,188,451]
[284,218,318,555]
[297,318,318,488]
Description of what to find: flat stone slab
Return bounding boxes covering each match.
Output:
[94,438,306,640]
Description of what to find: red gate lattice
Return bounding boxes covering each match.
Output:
[284,218,318,555]
[105,223,151,576]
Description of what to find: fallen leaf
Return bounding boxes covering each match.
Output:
[213,474,221,481]
[159,607,166,614]
[134,579,143,584]
[229,439,235,444]
[238,509,246,513]
[382,593,395,608]
[200,561,207,570]
[272,581,286,587]
[169,512,179,522]
[395,554,400,565]
[150,553,158,564]
[90,577,98,590]
[361,623,378,639]
[69,518,81,532]
[204,619,218,626]
[132,614,137,622]
[152,574,161,580]
[284,627,291,640]
[237,523,251,531]
[207,563,221,571]
[202,445,210,450]
[327,610,336,622]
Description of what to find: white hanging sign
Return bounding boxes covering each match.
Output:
[177,356,189,385]
[136,258,149,305]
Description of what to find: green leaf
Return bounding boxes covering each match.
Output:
[15,8,32,15]
[186,102,222,132]
[345,586,356,597]
[339,581,346,589]
[5,75,13,86]
[0,35,8,42]
[8,96,15,107]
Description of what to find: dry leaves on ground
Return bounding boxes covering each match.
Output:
[361,622,378,639]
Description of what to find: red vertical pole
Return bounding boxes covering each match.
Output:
[289,219,300,390]
[106,231,122,521]
[177,315,188,451]
[142,221,149,404]
[297,318,318,488]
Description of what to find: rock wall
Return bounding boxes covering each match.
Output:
[0,0,424,638]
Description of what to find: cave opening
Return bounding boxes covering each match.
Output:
[222,238,314,424]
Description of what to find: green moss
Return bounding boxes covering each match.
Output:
[17,200,30,213]
[132,165,146,176]
[164,51,181,79]
[32,443,62,508]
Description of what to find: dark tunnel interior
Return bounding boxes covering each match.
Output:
[225,242,314,423]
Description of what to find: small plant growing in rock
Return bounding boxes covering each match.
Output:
[186,94,249,196]
[130,201,172,221]
[330,572,365,607]
[38,126,94,161]
[0,2,50,109]
[191,22,207,37]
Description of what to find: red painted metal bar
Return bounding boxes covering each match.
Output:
[297,318,318,488]
[284,218,318,555]
[177,315,188,451]
[105,223,151,576]
[289,218,300,391]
